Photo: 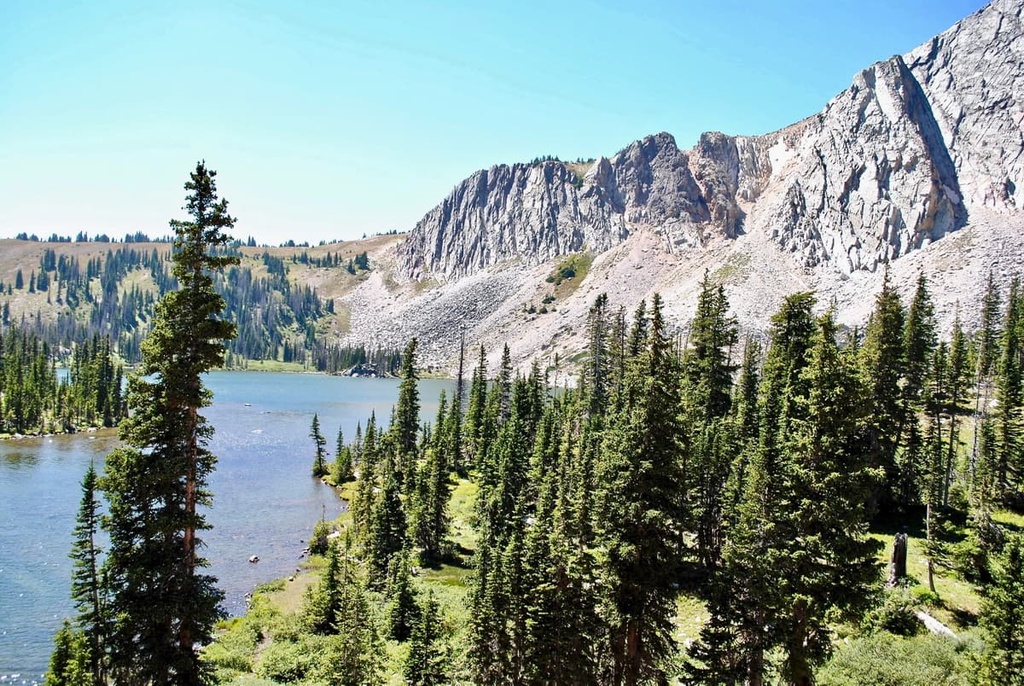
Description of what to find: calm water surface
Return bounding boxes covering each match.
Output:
[0,371,452,681]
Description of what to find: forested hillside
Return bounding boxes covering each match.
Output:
[0,237,399,374]
[0,326,124,435]
[204,271,1024,685]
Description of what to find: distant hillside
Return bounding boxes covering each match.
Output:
[0,235,403,372]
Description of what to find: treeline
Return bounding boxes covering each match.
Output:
[12,231,176,243]
[1,244,343,367]
[289,249,369,274]
[0,327,124,434]
[307,342,402,375]
[237,270,1024,684]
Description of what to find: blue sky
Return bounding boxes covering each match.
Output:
[0,0,988,246]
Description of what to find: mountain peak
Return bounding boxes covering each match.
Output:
[396,0,1021,281]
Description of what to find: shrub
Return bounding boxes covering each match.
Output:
[818,633,977,686]
[863,587,922,637]
[255,639,315,682]
[309,518,331,556]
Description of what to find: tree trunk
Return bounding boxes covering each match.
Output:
[887,533,908,586]
[926,503,936,594]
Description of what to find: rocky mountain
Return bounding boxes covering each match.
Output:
[345,0,1022,373]
[401,0,1020,284]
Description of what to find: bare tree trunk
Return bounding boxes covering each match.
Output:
[887,533,908,586]
[926,503,936,594]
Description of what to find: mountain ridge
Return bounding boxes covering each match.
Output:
[397,0,1019,284]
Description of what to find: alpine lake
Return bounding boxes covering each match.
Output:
[0,371,454,682]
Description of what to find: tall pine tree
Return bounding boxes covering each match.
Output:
[100,162,237,684]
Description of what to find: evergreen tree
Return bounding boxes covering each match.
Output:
[385,552,421,642]
[977,270,1003,381]
[498,343,514,425]
[302,539,344,634]
[776,312,880,684]
[689,292,818,686]
[465,345,491,470]
[995,278,1024,502]
[45,621,91,686]
[68,462,106,684]
[859,269,906,512]
[99,161,237,684]
[404,591,448,686]
[310,536,382,685]
[412,392,452,564]
[942,310,970,506]
[369,467,407,583]
[450,330,466,475]
[310,412,328,477]
[978,534,1024,685]
[896,274,937,509]
[682,272,739,568]
[584,293,612,416]
[394,338,420,485]
[597,294,686,685]
[332,426,353,483]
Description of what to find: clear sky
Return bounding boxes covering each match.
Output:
[0,0,989,246]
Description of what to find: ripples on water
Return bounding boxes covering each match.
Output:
[0,371,452,678]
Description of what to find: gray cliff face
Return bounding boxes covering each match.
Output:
[907,0,1024,211]
[398,133,712,280]
[755,54,968,272]
[399,0,1023,281]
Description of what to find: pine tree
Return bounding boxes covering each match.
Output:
[598,294,686,685]
[896,274,937,509]
[942,310,970,506]
[466,345,490,470]
[45,621,91,686]
[302,538,344,634]
[859,269,906,513]
[369,467,407,583]
[412,392,452,564]
[332,426,353,483]
[385,552,421,642]
[682,272,739,568]
[776,312,881,684]
[311,535,382,685]
[498,344,514,425]
[68,462,106,684]
[689,292,818,686]
[995,278,1024,502]
[584,293,612,416]
[394,338,421,485]
[404,591,448,686]
[450,330,467,475]
[310,412,328,478]
[978,534,1024,685]
[99,161,237,684]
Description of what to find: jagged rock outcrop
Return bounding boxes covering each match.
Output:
[397,132,720,280]
[755,53,968,272]
[906,0,1023,211]
[396,0,1023,282]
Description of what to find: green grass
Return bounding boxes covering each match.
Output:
[448,477,479,554]
[868,523,981,632]
[240,359,310,373]
[546,253,593,299]
[673,592,709,645]
[711,253,752,284]
[993,508,1024,533]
